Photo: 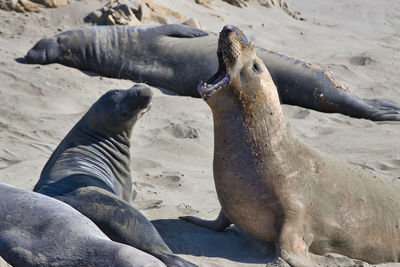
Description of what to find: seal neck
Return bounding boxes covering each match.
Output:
[39,122,132,201]
[211,81,290,154]
[77,125,132,197]
[241,79,290,154]
[210,79,295,185]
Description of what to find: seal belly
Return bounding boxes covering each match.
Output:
[212,120,280,243]
[217,180,279,243]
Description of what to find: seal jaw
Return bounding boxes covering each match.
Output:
[198,25,253,100]
[197,64,230,100]
[197,32,231,100]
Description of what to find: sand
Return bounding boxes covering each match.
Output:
[0,0,399,266]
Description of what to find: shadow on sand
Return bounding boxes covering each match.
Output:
[152,219,275,264]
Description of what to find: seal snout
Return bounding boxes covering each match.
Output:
[24,38,59,64]
[220,25,249,46]
[128,84,153,109]
[198,25,252,100]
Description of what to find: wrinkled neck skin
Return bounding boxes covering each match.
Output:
[209,77,301,201]
[37,116,133,201]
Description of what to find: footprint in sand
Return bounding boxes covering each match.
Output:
[376,159,400,172]
[153,171,183,188]
[164,123,199,139]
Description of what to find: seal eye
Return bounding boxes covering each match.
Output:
[252,62,261,72]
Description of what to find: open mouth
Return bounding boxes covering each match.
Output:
[197,52,230,100]
[197,25,251,100]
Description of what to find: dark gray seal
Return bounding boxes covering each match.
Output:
[33,83,196,267]
[24,24,400,121]
[0,182,165,267]
[181,25,400,266]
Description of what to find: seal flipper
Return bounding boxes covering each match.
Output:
[56,187,197,267]
[365,98,400,110]
[152,24,208,38]
[179,209,231,232]
[362,98,400,120]
[24,38,60,64]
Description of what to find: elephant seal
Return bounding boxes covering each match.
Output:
[0,182,165,267]
[33,84,196,267]
[24,24,400,121]
[181,25,400,266]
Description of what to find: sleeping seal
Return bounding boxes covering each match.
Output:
[0,182,165,267]
[33,84,196,267]
[24,24,400,121]
[181,25,400,266]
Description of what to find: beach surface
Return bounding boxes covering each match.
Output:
[0,0,400,266]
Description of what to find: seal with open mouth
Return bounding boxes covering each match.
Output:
[181,25,400,266]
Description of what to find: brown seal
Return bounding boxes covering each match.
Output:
[181,25,400,266]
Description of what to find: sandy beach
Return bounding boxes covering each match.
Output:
[0,0,400,266]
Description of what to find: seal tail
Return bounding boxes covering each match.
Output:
[24,38,60,64]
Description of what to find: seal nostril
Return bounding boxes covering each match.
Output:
[135,87,153,99]
[240,34,249,45]
[221,25,240,39]
[222,25,238,35]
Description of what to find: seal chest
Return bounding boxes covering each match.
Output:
[198,25,295,243]
[210,98,281,242]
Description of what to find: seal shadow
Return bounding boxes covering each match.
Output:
[15,57,26,64]
[151,219,275,264]
[15,57,106,78]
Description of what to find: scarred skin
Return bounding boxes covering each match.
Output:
[33,84,196,267]
[0,183,165,267]
[181,25,400,266]
[24,24,400,121]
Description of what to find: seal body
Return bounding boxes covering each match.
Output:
[25,24,400,121]
[0,183,165,267]
[33,84,196,267]
[182,25,400,266]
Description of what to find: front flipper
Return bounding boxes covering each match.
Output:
[270,220,365,267]
[151,24,208,38]
[179,209,231,232]
[363,98,400,121]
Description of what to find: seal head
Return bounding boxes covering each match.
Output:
[83,85,152,137]
[197,25,264,102]
[34,84,153,200]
